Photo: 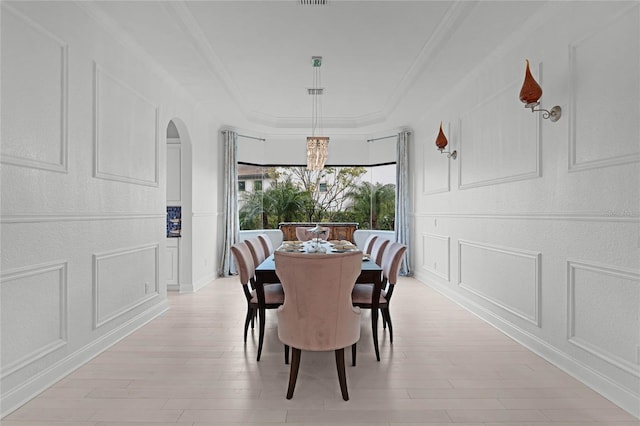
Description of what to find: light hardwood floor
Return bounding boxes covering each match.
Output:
[3,276,638,425]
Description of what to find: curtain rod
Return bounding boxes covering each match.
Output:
[367,131,412,143]
[238,133,266,142]
[366,134,397,143]
[221,130,266,142]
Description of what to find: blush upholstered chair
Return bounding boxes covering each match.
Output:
[245,237,267,268]
[368,237,390,266]
[231,241,284,360]
[295,226,330,242]
[361,234,378,255]
[256,233,274,256]
[351,241,407,345]
[274,250,362,401]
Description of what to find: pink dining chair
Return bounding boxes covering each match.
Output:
[295,226,330,242]
[369,237,390,266]
[230,242,284,355]
[245,237,267,268]
[352,241,407,344]
[361,234,378,255]
[274,250,362,401]
[256,233,274,256]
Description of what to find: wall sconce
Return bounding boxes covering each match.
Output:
[435,122,457,159]
[519,59,561,122]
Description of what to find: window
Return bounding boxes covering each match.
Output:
[237,164,396,231]
[238,181,246,192]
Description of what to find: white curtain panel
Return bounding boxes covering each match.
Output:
[395,130,412,276]
[218,130,240,276]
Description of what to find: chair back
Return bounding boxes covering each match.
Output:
[257,233,274,256]
[295,226,330,242]
[275,251,362,351]
[230,242,256,301]
[245,237,267,267]
[380,242,407,300]
[369,237,390,266]
[361,234,378,254]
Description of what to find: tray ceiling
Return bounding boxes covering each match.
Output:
[79,0,546,134]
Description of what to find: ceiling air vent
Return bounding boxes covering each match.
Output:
[299,0,327,5]
[307,88,324,95]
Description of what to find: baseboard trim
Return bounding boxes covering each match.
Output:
[0,300,169,418]
[181,272,216,293]
[414,271,640,420]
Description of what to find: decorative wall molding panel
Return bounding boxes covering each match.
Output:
[567,260,640,377]
[165,240,179,287]
[0,213,165,224]
[412,211,639,223]
[0,5,68,173]
[458,77,540,190]
[568,7,640,172]
[421,233,451,281]
[1,261,68,378]
[94,63,159,187]
[93,244,159,328]
[458,240,541,326]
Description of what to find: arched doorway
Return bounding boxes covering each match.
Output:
[165,119,192,292]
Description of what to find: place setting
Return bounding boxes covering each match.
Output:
[328,240,357,253]
[278,240,305,252]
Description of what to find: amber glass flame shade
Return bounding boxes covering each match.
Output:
[435,122,448,150]
[519,59,543,105]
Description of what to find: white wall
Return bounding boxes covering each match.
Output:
[0,2,219,416]
[412,2,639,417]
[188,109,223,292]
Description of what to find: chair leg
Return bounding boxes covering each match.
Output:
[335,348,349,401]
[371,309,380,361]
[284,345,290,365]
[243,307,252,343]
[257,308,265,361]
[351,343,357,367]
[286,348,301,400]
[383,308,393,344]
[381,308,386,329]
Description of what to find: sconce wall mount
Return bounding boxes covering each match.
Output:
[520,59,562,122]
[525,102,562,122]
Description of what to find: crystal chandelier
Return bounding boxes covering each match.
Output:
[306,56,329,171]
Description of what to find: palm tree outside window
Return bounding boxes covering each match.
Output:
[237,163,395,231]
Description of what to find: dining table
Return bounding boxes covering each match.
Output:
[254,239,384,362]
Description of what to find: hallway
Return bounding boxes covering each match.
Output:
[3,277,637,425]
